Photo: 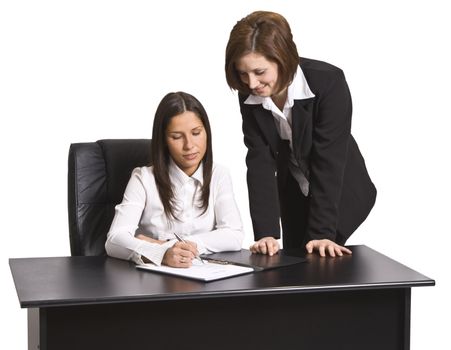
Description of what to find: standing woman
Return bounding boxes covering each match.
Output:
[225,11,376,257]
[105,92,244,267]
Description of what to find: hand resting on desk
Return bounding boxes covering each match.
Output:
[250,237,352,257]
[305,239,352,257]
[250,237,280,256]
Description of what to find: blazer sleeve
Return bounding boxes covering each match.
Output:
[306,69,352,241]
[239,95,281,240]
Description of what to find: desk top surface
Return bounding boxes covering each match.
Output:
[9,245,434,308]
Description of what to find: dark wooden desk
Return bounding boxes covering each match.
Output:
[10,245,434,350]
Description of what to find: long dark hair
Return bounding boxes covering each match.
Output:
[151,91,213,220]
[225,11,299,95]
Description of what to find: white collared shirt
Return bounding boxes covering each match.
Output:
[244,66,315,196]
[105,159,244,265]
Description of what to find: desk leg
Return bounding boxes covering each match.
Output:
[403,288,411,350]
[28,308,46,350]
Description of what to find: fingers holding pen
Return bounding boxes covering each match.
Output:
[175,240,199,257]
[163,242,197,268]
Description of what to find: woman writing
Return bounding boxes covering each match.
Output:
[105,92,244,267]
[225,11,376,257]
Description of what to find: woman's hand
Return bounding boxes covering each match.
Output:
[305,239,352,257]
[162,241,199,268]
[250,237,280,256]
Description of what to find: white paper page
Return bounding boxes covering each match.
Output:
[136,261,254,281]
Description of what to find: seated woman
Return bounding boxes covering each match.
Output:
[105,91,244,267]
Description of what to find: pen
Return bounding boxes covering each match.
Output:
[173,233,205,264]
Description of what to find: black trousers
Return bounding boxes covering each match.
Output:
[278,170,347,249]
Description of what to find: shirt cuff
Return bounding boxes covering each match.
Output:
[136,239,177,266]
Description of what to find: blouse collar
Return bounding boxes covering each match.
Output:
[244,65,315,106]
[168,157,204,187]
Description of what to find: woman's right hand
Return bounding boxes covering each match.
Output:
[250,237,280,256]
[162,241,199,268]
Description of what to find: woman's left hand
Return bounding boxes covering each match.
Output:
[305,239,352,257]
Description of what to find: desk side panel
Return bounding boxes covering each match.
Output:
[40,288,409,350]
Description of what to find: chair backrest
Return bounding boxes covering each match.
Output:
[68,139,152,256]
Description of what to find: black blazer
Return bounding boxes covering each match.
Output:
[239,57,376,242]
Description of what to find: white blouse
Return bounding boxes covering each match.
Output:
[105,159,244,265]
[244,66,315,196]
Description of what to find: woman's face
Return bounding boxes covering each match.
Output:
[165,111,207,176]
[236,52,279,97]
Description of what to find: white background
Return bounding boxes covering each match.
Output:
[1,0,449,348]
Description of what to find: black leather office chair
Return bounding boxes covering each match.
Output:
[68,139,152,256]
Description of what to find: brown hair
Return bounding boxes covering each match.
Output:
[151,91,213,220]
[225,11,300,95]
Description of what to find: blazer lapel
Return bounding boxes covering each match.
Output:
[252,105,280,155]
[292,98,314,162]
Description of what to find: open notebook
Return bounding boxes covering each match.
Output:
[136,249,306,282]
[136,260,253,282]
